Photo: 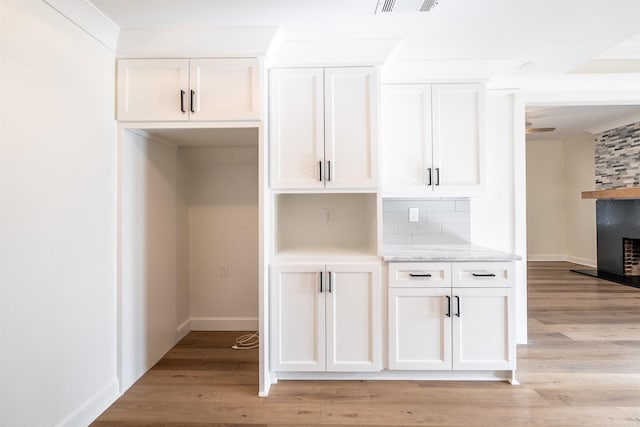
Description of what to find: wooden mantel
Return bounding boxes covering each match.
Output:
[582,187,640,200]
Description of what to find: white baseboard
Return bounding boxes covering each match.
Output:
[176,318,191,341]
[528,254,596,268]
[527,254,566,262]
[565,256,597,268]
[54,378,120,427]
[190,317,259,331]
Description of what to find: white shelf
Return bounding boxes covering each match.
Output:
[274,193,379,257]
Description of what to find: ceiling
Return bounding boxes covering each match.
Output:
[90,0,640,142]
[525,106,640,142]
[90,0,640,74]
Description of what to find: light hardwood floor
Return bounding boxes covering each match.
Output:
[93,262,640,426]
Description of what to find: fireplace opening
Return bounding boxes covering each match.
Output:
[623,238,640,276]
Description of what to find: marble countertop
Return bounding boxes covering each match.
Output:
[383,244,521,262]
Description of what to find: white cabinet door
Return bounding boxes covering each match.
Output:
[190,58,260,121]
[325,263,381,372]
[324,68,378,189]
[389,288,452,370]
[269,68,325,189]
[381,85,432,193]
[270,264,325,371]
[431,84,484,192]
[271,262,381,373]
[117,59,189,121]
[451,287,514,370]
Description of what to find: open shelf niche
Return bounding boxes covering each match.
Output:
[274,193,379,257]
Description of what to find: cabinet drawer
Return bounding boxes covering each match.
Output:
[452,262,513,287]
[389,262,451,287]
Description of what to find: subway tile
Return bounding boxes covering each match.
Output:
[442,223,471,235]
[383,233,412,245]
[412,234,457,244]
[383,211,408,223]
[455,234,471,244]
[427,211,470,223]
[397,222,442,234]
[455,200,470,212]
[383,223,399,233]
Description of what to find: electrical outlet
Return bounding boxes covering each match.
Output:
[323,208,333,222]
[220,265,230,278]
[409,207,419,222]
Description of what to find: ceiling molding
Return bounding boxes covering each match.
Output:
[586,112,640,134]
[269,38,400,67]
[43,0,120,52]
[116,26,280,58]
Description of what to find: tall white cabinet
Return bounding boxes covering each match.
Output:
[381,84,485,195]
[270,67,378,190]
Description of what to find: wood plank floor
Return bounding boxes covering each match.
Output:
[93,262,640,426]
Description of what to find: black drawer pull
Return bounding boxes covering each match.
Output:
[409,273,432,278]
[445,295,451,318]
[472,273,496,277]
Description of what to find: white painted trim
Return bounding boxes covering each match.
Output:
[53,379,120,427]
[565,256,597,268]
[176,318,191,341]
[275,370,513,382]
[190,317,259,331]
[527,254,566,262]
[42,0,119,52]
[527,256,597,268]
[117,26,279,58]
[513,94,528,346]
[586,112,640,134]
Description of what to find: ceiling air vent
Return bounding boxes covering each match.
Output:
[375,0,439,14]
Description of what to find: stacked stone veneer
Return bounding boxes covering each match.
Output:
[595,121,640,190]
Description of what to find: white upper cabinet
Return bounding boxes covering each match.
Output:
[117,59,190,122]
[381,84,432,193]
[270,67,378,190]
[117,58,260,122]
[381,83,485,196]
[269,68,325,190]
[431,84,484,193]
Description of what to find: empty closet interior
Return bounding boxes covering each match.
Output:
[120,127,259,390]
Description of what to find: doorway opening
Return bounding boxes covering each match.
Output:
[118,126,260,392]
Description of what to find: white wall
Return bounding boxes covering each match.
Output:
[120,131,188,391]
[0,1,118,425]
[183,145,259,331]
[526,141,567,258]
[564,135,597,266]
[526,135,597,266]
[470,92,525,342]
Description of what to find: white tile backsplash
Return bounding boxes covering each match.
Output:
[383,198,470,245]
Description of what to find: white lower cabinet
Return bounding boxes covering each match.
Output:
[271,263,381,372]
[389,262,514,372]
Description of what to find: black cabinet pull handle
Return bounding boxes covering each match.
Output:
[472,273,496,277]
[319,160,323,182]
[435,168,440,186]
[327,160,332,182]
[409,273,432,278]
[190,90,195,113]
[446,295,451,317]
[328,271,332,292]
[180,90,186,113]
[319,271,323,293]
[427,168,432,186]
[455,295,460,317]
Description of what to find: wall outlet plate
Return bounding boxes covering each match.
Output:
[409,207,419,222]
